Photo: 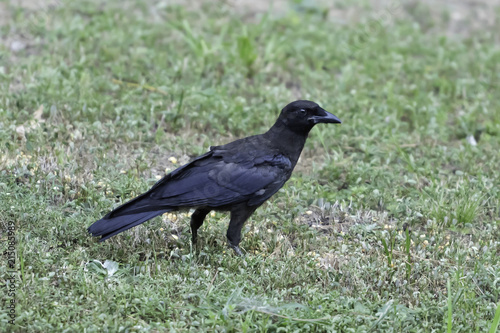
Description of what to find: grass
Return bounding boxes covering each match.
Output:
[1,0,499,331]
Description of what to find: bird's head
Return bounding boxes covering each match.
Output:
[278,100,341,134]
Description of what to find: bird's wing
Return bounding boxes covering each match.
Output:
[148,146,292,207]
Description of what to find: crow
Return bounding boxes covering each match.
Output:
[88,100,341,255]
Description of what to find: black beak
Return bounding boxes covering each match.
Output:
[308,108,342,124]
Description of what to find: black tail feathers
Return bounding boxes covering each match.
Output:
[88,210,168,241]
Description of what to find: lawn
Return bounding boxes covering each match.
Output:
[1,0,499,331]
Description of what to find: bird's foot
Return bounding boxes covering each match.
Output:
[229,244,244,256]
[191,228,199,243]
[191,236,202,253]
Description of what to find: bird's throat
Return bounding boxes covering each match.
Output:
[266,120,309,167]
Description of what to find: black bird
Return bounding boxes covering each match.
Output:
[88,100,341,255]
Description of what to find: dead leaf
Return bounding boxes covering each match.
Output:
[33,105,45,122]
[15,125,26,141]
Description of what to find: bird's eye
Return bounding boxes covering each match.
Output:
[298,109,307,116]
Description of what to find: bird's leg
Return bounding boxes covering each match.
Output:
[190,208,211,245]
[227,205,257,256]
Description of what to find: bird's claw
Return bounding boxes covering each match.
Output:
[230,244,244,256]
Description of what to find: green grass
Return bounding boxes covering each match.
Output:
[1,0,499,331]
